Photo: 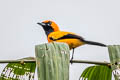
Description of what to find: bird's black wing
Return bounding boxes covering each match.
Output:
[49,34,85,41]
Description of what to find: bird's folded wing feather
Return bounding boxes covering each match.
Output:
[48,31,85,41]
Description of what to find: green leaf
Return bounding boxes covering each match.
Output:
[0,57,36,80]
[79,65,112,80]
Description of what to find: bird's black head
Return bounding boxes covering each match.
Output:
[37,20,59,36]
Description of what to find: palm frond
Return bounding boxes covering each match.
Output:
[79,65,112,80]
[0,57,36,80]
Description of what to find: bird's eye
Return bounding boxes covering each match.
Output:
[47,23,50,26]
[47,21,52,26]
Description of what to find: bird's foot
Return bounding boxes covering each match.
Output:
[70,57,73,64]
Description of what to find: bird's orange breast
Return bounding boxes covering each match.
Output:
[54,39,85,49]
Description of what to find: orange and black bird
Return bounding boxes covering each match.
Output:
[37,20,106,60]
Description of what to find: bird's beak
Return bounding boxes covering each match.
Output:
[37,22,46,27]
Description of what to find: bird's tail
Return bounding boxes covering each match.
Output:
[84,40,106,47]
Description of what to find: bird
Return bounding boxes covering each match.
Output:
[37,20,106,61]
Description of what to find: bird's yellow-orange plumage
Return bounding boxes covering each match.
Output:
[37,20,106,60]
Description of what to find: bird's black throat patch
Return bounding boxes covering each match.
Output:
[42,25,54,36]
